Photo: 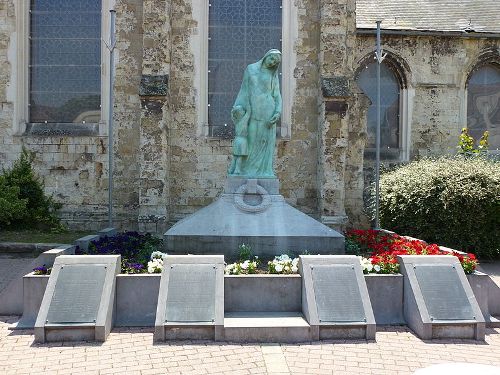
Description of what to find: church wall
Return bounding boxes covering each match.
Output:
[355,34,500,158]
[349,34,500,228]
[0,0,144,230]
[0,0,498,232]
[166,0,323,226]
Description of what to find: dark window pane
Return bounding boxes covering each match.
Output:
[357,61,400,149]
[208,0,282,137]
[467,65,500,150]
[29,0,101,123]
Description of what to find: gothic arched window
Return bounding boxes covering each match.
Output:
[357,61,401,151]
[467,64,500,150]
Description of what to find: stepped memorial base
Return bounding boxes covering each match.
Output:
[164,177,345,258]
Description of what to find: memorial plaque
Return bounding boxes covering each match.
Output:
[312,264,365,322]
[165,264,216,323]
[415,264,475,321]
[46,264,107,324]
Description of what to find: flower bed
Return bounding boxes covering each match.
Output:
[224,244,300,275]
[75,231,166,274]
[71,230,478,275]
[346,229,478,274]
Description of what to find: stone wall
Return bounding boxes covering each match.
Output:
[166,0,324,224]
[275,0,321,216]
[355,35,500,158]
[0,0,498,232]
[0,0,145,230]
[167,0,230,223]
[0,0,17,168]
[350,35,500,228]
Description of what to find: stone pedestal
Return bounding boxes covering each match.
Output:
[164,177,344,259]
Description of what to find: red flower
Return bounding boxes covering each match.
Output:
[347,229,478,274]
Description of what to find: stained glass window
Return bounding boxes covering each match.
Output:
[208,0,282,138]
[467,64,500,150]
[29,0,101,123]
[357,61,400,150]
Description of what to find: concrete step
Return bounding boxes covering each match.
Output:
[222,311,313,342]
[489,316,500,328]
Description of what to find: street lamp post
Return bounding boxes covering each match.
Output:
[105,10,116,228]
[374,20,386,229]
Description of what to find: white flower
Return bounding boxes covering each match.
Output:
[275,264,283,273]
[225,263,235,274]
[291,265,298,273]
[241,260,249,270]
[147,258,163,273]
[358,257,374,273]
[374,264,381,272]
[151,251,168,260]
[292,258,299,266]
[279,254,291,262]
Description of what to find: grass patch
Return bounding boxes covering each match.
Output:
[0,229,90,244]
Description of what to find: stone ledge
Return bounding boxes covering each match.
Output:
[0,242,68,255]
[23,123,99,137]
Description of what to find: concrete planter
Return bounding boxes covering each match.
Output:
[365,274,405,324]
[18,271,494,328]
[225,274,302,312]
[116,274,161,327]
[16,273,50,328]
[467,271,499,325]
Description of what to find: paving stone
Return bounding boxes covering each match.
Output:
[1,318,500,374]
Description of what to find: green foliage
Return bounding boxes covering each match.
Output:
[238,243,253,261]
[83,231,164,273]
[1,148,62,230]
[0,176,28,226]
[378,156,500,259]
[457,128,489,156]
[344,237,362,256]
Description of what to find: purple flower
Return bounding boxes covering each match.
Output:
[129,263,144,270]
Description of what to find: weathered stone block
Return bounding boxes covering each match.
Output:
[139,74,169,96]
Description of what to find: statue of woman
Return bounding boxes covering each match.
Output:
[228,49,282,178]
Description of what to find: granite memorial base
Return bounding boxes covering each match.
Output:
[164,177,344,258]
[299,255,376,340]
[34,255,120,343]
[398,255,485,340]
[154,255,225,341]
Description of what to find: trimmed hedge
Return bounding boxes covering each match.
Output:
[378,156,500,259]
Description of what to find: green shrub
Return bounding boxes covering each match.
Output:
[0,176,28,227]
[1,149,62,229]
[378,156,500,259]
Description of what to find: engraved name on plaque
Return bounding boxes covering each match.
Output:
[165,264,216,323]
[415,264,475,321]
[311,264,365,323]
[46,264,107,324]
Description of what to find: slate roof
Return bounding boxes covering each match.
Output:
[356,0,500,33]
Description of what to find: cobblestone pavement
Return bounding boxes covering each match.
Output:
[2,317,500,375]
[0,255,36,294]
